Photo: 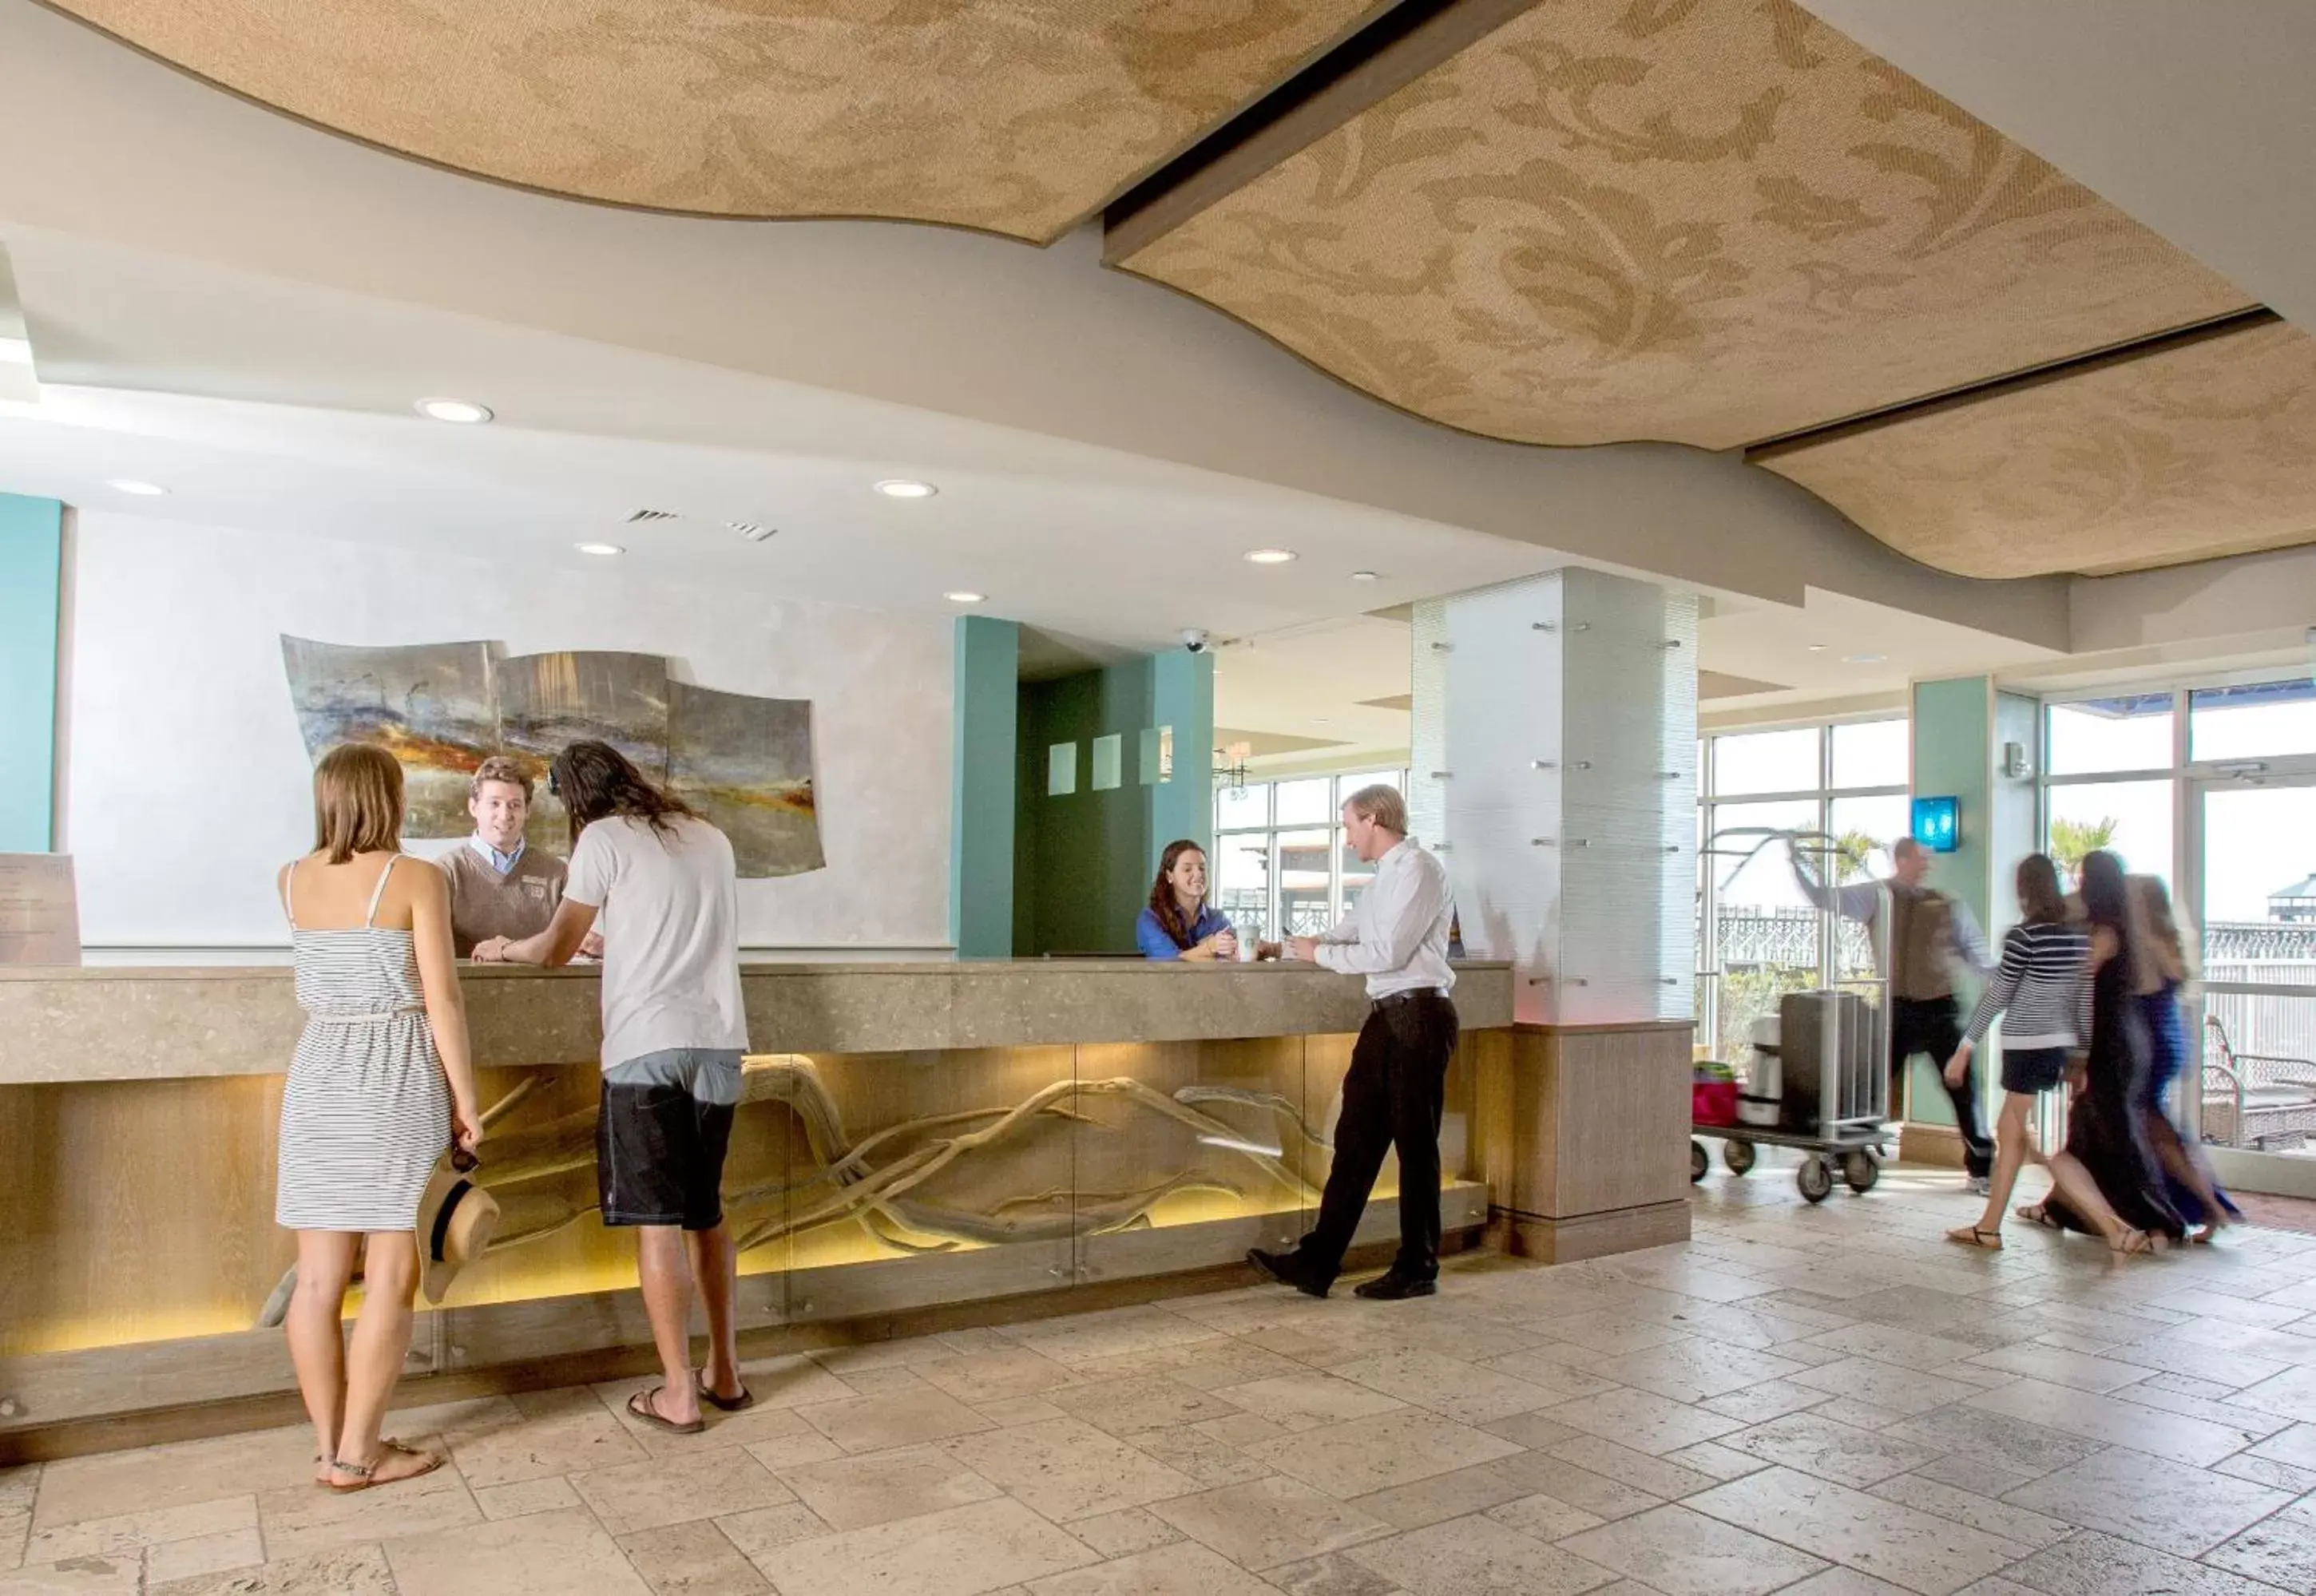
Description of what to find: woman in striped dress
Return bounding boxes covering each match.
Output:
[1943,854,2088,1249]
[278,745,483,1491]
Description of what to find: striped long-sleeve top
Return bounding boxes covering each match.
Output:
[1964,921,2092,1051]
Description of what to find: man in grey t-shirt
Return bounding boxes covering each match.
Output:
[479,741,750,1436]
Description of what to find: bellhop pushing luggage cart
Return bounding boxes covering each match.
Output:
[1691,829,1892,1202]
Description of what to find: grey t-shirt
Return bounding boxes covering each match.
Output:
[565,814,748,1068]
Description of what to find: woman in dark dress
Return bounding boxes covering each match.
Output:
[2021,850,2185,1253]
[2132,876,2239,1241]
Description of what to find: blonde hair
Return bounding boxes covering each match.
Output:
[2129,874,2193,990]
[313,744,404,864]
[469,754,535,802]
[1344,782,1407,835]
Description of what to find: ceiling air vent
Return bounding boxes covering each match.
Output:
[623,508,680,525]
[728,521,777,542]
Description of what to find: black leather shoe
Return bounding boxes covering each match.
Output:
[1353,1273,1437,1301]
[1247,1248,1329,1299]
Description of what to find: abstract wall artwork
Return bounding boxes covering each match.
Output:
[668,682,826,877]
[280,637,498,837]
[280,636,821,877]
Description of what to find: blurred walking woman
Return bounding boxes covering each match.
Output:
[2021,849,2185,1253]
[1944,854,2087,1249]
[276,746,483,1491]
[2133,876,2238,1239]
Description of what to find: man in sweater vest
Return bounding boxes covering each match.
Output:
[438,756,571,958]
[1790,835,1996,1192]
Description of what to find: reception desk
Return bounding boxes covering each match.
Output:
[1,959,1572,1455]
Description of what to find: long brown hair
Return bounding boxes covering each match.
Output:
[312,743,404,864]
[2132,874,2192,989]
[2015,853,2066,927]
[1148,839,1208,951]
[549,740,697,849]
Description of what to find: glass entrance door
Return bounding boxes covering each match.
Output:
[2187,773,2316,1197]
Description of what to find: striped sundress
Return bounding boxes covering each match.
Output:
[276,855,451,1232]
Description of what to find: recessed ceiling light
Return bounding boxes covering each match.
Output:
[574,541,625,556]
[414,398,493,425]
[105,478,169,496]
[1806,644,1828,652]
[1243,548,1298,565]
[944,591,986,604]
[1842,652,1887,664]
[1349,570,1380,582]
[874,479,938,500]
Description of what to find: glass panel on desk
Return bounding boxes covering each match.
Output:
[785,1047,1078,1322]
[1074,1037,1316,1286]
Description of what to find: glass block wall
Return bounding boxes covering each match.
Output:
[1412,569,1699,1024]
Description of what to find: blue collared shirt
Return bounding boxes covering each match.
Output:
[470,835,526,875]
[1137,905,1233,960]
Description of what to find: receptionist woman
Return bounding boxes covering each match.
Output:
[1136,840,1279,961]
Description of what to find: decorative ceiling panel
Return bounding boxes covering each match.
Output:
[1116,0,2251,449]
[50,0,1384,242]
[1762,322,2316,578]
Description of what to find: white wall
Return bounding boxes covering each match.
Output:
[61,512,953,949]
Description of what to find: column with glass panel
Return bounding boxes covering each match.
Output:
[1212,769,1410,945]
[1695,719,1910,1063]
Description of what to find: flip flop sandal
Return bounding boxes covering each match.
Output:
[2013,1203,2057,1230]
[2110,1227,2156,1257]
[696,1376,755,1412]
[629,1386,706,1435]
[1945,1226,2004,1250]
[327,1438,443,1494]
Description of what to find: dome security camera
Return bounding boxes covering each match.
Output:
[1180,628,1209,654]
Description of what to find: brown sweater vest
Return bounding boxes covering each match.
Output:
[436,843,567,956]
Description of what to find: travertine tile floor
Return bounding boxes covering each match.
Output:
[13,1158,2316,1594]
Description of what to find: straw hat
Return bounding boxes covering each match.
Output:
[415,1150,500,1305]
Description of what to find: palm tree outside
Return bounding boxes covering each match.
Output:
[2050,816,2120,885]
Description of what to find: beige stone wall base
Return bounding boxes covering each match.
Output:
[1900,1123,1966,1168]
[1493,1200,1692,1265]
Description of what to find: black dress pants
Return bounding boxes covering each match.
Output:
[1299,990,1459,1285]
[1891,995,1991,1178]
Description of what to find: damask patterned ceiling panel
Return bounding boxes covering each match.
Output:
[1762,323,2316,578]
[1116,0,2253,449]
[49,0,1386,242]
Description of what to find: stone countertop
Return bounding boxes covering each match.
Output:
[0,960,1516,1083]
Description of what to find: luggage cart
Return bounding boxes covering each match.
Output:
[1691,829,1893,1202]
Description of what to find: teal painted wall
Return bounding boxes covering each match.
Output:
[950,616,1020,959]
[1908,675,1994,1127]
[0,494,63,853]
[1150,649,1216,861]
[1013,652,1214,956]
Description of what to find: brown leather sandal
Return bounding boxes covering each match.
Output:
[1945,1225,2003,1250]
[629,1386,706,1435]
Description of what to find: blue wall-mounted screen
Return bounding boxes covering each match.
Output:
[1911,795,1960,853]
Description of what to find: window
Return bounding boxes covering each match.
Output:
[1212,767,1410,942]
[2046,694,2172,775]
[1696,719,1907,1062]
[2189,678,2316,763]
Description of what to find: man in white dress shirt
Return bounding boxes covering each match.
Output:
[1250,783,1457,1301]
